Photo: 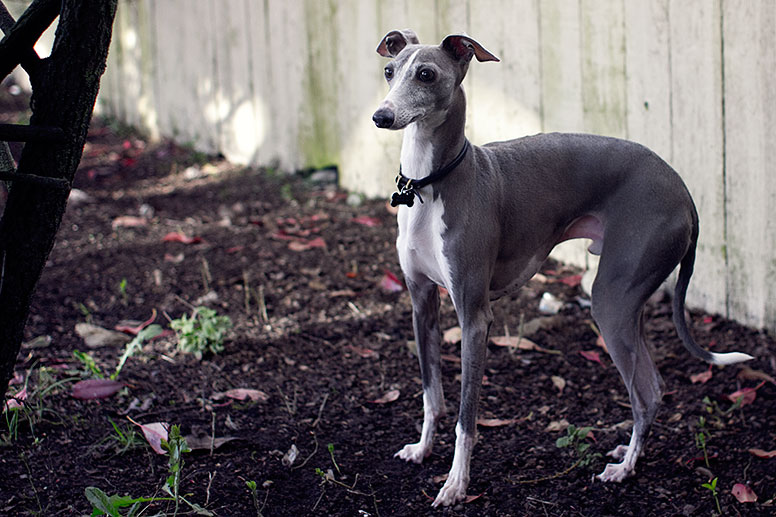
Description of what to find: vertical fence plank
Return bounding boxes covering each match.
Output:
[723,0,776,328]
[579,0,627,137]
[623,0,671,159]
[152,0,218,153]
[212,0,259,165]
[669,0,727,316]
[468,0,542,146]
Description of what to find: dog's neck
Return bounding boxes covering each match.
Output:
[400,87,468,180]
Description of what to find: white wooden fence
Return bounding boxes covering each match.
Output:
[17,0,774,331]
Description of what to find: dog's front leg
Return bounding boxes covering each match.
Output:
[395,278,445,463]
[433,296,492,507]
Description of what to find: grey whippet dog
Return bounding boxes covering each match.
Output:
[371,29,753,507]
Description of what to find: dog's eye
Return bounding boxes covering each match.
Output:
[417,68,435,82]
[384,67,394,80]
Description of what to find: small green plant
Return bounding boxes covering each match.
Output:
[170,307,232,359]
[245,480,268,517]
[695,415,712,467]
[104,418,145,455]
[2,366,76,444]
[118,278,129,305]
[73,324,163,381]
[701,476,722,515]
[556,424,600,467]
[327,443,342,476]
[73,349,105,378]
[86,424,212,516]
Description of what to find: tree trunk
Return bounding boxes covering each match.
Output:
[0,0,118,398]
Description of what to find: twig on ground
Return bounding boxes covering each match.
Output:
[312,392,329,428]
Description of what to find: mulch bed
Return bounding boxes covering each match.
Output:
[1,111,774,516]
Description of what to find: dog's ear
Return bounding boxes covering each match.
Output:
[376,29,420,58]
[441,34,500,63]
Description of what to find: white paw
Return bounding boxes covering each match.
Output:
[596,461,634,483]
[432,475,468,507]
[606,444,629,460]
[394,442,429,464]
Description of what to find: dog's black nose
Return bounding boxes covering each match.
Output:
[372,109,395,129]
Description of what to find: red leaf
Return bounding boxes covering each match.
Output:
[748,448,776,459]
[731,483,757,503]
[287,237,327,252]
[352,216,381,227]
[162,232,202,245]
[115,309,157,336]
[379,271,404,292]
[127,416,169,454]
[690,365,713,384]
[226,245,245,254]
[370,389,400,404]
[727,381,766,407]
[559,274,582,287]
[579,350,602,365]
[344,345,379,359]
[71,379,124,400]
[4,386,27,411]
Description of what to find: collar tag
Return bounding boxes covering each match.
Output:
[390,139,469,208]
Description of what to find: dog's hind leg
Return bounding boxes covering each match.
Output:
[590,216,687,482]
[395,278,446,463]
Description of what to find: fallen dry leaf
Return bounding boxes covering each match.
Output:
[545,418,569,432]
[183,433,238,451]
[690,365,713,384]
[748,448,776,459]
[443,326,462,344]
[595,334,608,353]
[737,366,776,385]
[731,483,757,503]
[491,335,541,351]
[579,350,602,365]
[344,345,379,359]
[370,389,400,404]
[559,274,582,287]
[213,388,269,403]
[477,417,518,427]
[111,215,148,229]
[288,237,326,251]
[75,322,131,349]
[727,381,766,407]
[379,271,404,292]
[115,309,157,335]
[162,231,202,245]
[352,215,381,227]
[4,386,27,411]
[127,416,169,454]
[71,379,124,400]
[551,375,566,394]
[441,354,461,364]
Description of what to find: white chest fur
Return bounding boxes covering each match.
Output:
[396,193,452,289]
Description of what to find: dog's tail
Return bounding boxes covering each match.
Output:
[672,218,754,365]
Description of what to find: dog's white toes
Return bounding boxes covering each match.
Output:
[432,476,468,507]
[394,443,429,464]
[606,445,629,460]
[596,462,634,483]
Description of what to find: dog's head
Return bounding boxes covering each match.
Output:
[372,30,499,130]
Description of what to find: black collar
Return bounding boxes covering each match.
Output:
[391,139,470,207]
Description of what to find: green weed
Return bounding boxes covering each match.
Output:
[170,307,232,359]
[555,424,600,468]
[701,476,722,515]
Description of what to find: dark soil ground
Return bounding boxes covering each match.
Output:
[1,92,775,516]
